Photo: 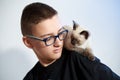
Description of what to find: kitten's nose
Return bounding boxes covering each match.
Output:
[71,38,76,45]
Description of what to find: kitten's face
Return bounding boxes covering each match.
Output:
[71,21,89,46]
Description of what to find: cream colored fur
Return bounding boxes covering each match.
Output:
[63,21,95,61]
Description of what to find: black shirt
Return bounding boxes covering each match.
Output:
[23,48,120,80]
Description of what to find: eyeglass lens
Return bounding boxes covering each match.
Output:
[45,30,68,46]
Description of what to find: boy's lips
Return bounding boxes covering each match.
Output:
[53,48,62,53]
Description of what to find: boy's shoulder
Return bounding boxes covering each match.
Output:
[63,48,100,63]
[23,62,40,80]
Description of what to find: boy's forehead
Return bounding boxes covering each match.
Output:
[31,15,62,36]
[38,15,60,27]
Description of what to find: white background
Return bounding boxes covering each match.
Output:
[0,0,120,80]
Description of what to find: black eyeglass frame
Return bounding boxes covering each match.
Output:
[26,29,68,46]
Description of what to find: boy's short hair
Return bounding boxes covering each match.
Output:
[21,2,57,36]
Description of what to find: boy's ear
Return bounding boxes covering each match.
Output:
[22,36,33,49]
[73,20,79,30]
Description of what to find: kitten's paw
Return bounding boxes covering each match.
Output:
[84,48,95,61]
[88,55,95,61]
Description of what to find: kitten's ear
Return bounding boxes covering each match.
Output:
[80,30,89,39]
[73,20,79,30]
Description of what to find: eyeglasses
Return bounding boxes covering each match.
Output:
[26,29,68,46]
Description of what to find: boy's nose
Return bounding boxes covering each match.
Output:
[53,37,62,47]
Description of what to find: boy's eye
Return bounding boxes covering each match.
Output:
[45,36,54,41]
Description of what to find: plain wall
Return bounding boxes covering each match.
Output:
[0,0,120,80]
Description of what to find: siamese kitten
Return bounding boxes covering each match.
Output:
[64,21,95,61]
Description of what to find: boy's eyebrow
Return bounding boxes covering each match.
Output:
[58,27,64,32]
[39,33,53,38]
[39,27,64,38]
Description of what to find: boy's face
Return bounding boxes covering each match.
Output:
[23,15,63,66]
